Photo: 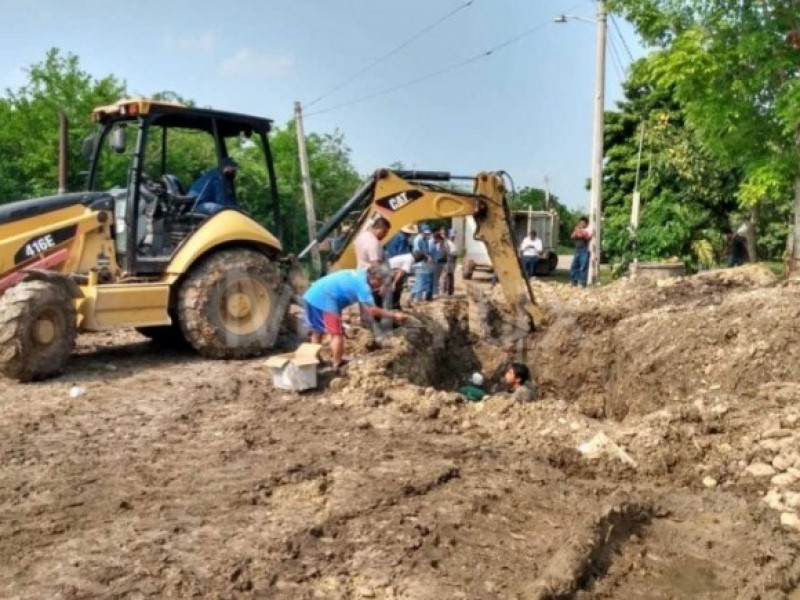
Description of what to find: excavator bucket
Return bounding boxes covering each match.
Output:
[471,172,544,330]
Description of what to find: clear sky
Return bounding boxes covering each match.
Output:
[0,0,643,211]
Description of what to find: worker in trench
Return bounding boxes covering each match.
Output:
[505,362,537,403]
[302,264,409,371]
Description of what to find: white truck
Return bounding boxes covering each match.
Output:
[454,208,560,279]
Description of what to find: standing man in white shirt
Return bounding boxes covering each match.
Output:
[440,228,458,295]
[354,217,391,269]
[519,230,544,278]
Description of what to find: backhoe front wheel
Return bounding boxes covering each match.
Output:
[177,249,282,359]
[0,280,77,382]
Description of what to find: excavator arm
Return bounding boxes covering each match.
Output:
[300,169,541,329]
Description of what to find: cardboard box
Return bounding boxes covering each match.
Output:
[265,343,322,391]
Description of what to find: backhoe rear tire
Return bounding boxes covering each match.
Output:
[0,280,77,382]
[177,249,282,359]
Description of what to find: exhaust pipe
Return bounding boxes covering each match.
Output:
[58,110,68,194]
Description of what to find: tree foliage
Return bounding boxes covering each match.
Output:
[602,58,740,268]
[511,186,583,247]
[0,49,363,255]
[609,0,800,259]
[263,123,361,253]
[0,48,125,199]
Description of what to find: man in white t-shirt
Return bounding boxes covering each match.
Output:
[440,228,458,295]
[519,230,544,278]
[354,217,391,269]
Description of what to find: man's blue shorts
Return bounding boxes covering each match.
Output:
[303,303,343,335]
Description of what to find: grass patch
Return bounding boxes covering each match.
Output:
[762,261,785,278]
[543,264,613,286]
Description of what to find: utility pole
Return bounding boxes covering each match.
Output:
[630,119,646,232]
[588,0,607,285]
[630,119,645,277]
[294,101,322,273]
[793,126,800,277]
[57,111,69,194]
[544,175,551,211]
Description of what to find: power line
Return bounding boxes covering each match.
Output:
[305,0,478,109]
[610,14,636,62]
[607,29,627,81]
[306,3,584,118]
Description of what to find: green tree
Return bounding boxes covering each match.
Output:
[240,122,362,254]
[512,186,582,247]
[602,58,740,268]
[0,49,363,257]
[0,48,126,200]
[610,0,800,267]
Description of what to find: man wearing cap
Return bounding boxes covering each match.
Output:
[302,264,408,371]
[459,372,486,402]
[385,224,416,258]
[188,157,239,215]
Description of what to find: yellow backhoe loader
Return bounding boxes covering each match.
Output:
[299,169,541,329]
[0,99,303,381]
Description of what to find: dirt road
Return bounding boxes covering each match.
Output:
[1,265,799,599]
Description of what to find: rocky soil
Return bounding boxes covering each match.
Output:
[1,264,800,599]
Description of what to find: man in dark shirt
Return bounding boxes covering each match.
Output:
[728,230,749,267]
[188,157,239,215]
[504,362,537,403]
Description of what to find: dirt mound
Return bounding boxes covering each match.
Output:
[3,264,800,598]
[529,265,795,419]
[532,263,778,316]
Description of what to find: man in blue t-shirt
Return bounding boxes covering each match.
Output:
[302,264,408,370]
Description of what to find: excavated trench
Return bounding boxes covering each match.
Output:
[382,297,518,392]
[377,265,800,422]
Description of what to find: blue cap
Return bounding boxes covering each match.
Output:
[421,224,431,233]
[221,157,238,169]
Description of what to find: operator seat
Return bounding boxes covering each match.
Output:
[160,174,198,214]
[162,174,186,196]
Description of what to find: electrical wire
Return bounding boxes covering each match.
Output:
[305,0,478,109]
[610,14,636,62]
[306,2,585,119]
[607,29,627,81]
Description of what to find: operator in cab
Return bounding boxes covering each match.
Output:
[188,157,239,215]
[302,264,408,372]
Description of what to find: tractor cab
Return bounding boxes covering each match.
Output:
[84,99,281,275]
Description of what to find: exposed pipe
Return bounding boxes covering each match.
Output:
[58,111,69,194]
